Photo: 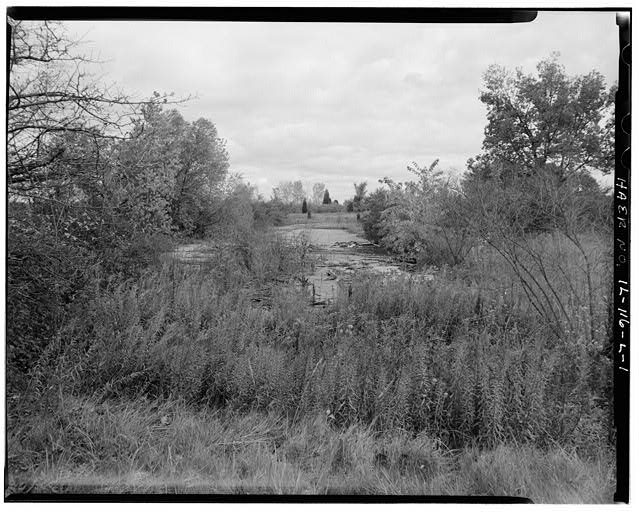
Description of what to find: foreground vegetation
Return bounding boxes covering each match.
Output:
[7,226,614,501]
[7,395,613,500]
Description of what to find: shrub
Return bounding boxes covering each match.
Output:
[7,223,96,386]
[360,189,389,244]
[252,200,287,227]
[312,202,344,213]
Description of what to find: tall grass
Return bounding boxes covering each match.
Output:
[9,226,613,499]
[29,258,610,454]
[7,394,613,501]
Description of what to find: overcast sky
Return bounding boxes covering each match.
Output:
[68,11,618,202]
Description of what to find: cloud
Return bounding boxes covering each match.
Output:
[69,12,618,201]
[403,72,428,88]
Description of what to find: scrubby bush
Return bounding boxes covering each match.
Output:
[7,224,94,385]
[312,202,344,214]
[252,200,288,227]
[355,162,473,267]
[360,188,389,244]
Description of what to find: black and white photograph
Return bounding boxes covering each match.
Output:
[5,6,629,502]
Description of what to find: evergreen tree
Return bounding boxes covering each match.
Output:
[302,198,308,213]
[322,189,332,204]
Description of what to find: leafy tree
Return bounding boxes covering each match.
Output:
[377,161,460,264]
[353,181,368,211]
[467,53,615,185]
[360,188,389,244]
[8,20,177,197]
[272,180,306,205]
[170,116,229,234]
[93,104,229,238]
[345,200,354,212]
[291,181,306,204]
[210,180,258,240]
[6,20,243,380]
[312,183,326,205]
[462,55,614,342]
[361,160,474,266]
[7,20,188,248]
[322,189,332,204]
[271,183,288,203]
[113,104,181,235]
[7,20,182,377]
[464,54,614,238]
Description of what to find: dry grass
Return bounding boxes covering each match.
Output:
[6,394,614,501]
